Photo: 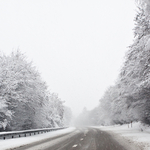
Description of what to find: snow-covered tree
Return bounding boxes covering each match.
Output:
[0,51,65,131]
[46,93,64,127]
[88,0,150,125]
[63,106,73,126]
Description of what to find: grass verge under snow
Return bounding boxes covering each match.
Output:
[97,122,150,150]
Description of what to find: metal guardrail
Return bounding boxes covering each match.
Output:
[0,127,67,140]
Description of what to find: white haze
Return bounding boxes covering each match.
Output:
[0,0,136,115]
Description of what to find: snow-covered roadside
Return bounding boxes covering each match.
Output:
[96,122,150,150]
[0,127,76,150]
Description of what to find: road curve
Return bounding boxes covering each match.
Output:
[12,127,130,150]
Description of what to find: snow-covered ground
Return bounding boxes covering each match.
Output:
[0,127,76,150]
[96,122,150,150]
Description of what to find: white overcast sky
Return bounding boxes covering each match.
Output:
[0,0,136,115]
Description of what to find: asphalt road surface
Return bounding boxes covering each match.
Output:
[13,127,129,150]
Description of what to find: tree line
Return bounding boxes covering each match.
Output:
[75,0,150,126]
[0,51,72,131]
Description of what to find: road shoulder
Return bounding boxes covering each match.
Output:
[102,129,143,150]
[93,122,150,150]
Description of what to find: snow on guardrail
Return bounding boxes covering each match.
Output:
[0,127,68,140]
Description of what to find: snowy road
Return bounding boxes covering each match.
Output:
[11,127,130,150]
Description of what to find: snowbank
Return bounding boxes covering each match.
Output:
[97,122,150,150]
[0,127,75,150]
